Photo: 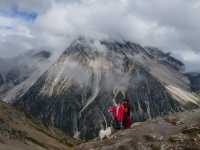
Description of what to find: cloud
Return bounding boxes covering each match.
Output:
[173,50,200,72]
[0,12,35,56]
[0,0,199,71]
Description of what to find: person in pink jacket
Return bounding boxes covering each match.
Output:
[108,102,125,129]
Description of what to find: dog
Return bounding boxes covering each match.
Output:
[99,127,112,140]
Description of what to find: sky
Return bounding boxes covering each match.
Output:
[0,0,200,72]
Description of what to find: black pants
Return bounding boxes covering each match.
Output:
[113,120,123,129]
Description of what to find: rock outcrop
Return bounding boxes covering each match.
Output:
[76,109,200,150]
[186,72,200,92]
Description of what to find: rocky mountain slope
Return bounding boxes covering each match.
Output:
[0,100,79,150]
[0,50,52,103]
[2,96,200,150]
[76,109,200,150]
[186,72,200,93]
[16,38,200,139]
[145,47,185,72]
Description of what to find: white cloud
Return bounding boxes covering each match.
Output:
[0,0,200,71]
[181,51,200,63]
[193,1,200,8]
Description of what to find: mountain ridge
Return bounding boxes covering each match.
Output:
[15,38,200,139]
[0,50,53,103]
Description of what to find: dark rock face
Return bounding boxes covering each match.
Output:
[33,50,51,59]
[0,74,3,86]
[16,39,197,139]
[6,68,30,86]
[186,72,200,92]
[145,47,185,72]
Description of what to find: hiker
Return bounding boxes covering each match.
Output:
[122,99,132,128]
[108,103,118,129]
[108,102,125,129]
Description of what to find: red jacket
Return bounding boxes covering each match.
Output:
[108,105,117,119]
[108,104,125,122]
[117,104,125,121]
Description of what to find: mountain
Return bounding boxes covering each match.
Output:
[16,38,200,139]
[0,73,3,86]
[185,72,200,93]
[0,50,52,103]
[76,109,200,150]
[0,100,78,150]
[145,47,185,72]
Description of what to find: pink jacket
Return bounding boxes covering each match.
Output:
[108,104,125,122]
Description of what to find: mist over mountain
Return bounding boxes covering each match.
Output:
[13,38,199,139]
[0,50,53,102]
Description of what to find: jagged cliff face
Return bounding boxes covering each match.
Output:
[16,38,200,139]
[0,50,52,102]
[145,47,185,72]
[0,74,3,86]
[186,72,200,93]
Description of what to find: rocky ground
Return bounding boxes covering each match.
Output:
[0,100,80,150]
[76,109,200,150]
[1,98,200,150]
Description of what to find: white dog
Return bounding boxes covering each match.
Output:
[99,127,112,140]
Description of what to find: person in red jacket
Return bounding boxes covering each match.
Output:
[108,99,132,129]
[108,102,125,129]
[117,102,125,128]
[108,103,125,129]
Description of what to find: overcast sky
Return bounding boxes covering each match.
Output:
[0,0,200,71]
